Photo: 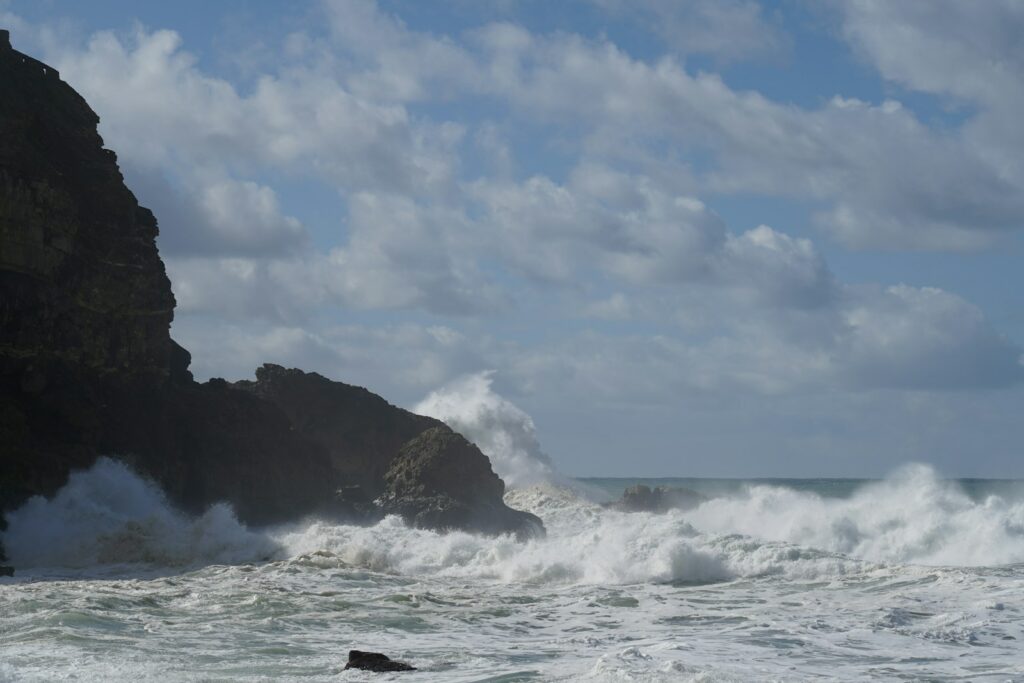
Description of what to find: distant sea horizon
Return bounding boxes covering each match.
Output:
[578,473,1024,502]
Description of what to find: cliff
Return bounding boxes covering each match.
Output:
[0,32,541,567]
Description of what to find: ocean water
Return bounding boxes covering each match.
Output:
[2,459,1024,682]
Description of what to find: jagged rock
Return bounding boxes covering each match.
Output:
[608,484,708,513]
[344,650,416,672]
[234,364,439,497]
[0,32,542,560]
[380,426,545,539]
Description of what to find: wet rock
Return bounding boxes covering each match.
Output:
[380,426,545,539]
[0,565,12,577]
[345,650,416,672]
[607,484,708,513]
[328,484,385,523]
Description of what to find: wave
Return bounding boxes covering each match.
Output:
[685,464,1024,567]
[0,458,277,569]
[413,371,569,489]
[4,458,1023,582]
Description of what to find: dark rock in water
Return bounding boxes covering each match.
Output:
[0,565,13,577]
[380,427,545,539]
[0,32,541,557]
[607,484,708,513]
[345,650,416,672]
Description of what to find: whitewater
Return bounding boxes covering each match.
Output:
[2,378,1024,681]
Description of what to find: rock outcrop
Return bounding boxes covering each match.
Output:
[380,427,544,539]
[235,364,439,497]
[344,651,416,673]
[0,31,542,564]
[607,484,708,513]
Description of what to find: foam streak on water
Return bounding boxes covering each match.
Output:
[2,461,1024,681]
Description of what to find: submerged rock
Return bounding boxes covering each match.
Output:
[344,650,416,672]
[607,484,708,513]
[380,426,545,539]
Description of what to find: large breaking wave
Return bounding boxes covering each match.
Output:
[1,458,277,569]
[4,459,1024,581]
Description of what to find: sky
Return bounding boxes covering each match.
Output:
[3,0,1023,477]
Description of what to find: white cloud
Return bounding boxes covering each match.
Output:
[5,1,1020,411]
[838,0,1024,212]
[839,285,1023,390]
[323,192,504,314]
[591,0,788,62]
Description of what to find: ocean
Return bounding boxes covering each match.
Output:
[2,459,1023,682]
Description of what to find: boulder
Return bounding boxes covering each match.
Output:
[344,650,416,672]
[608,484,708,513]
[380,426,545,539]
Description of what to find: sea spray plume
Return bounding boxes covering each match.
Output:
[1,458,279,569]
[414,371,567,489]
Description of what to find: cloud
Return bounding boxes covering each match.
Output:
[838,0,1024,209]
[458,28,1024,250]
[839,285,1024,390]
[127,168,308,256]
[5,1,1020,408]
[324,192,503,314]
[591,0,789,62]
[468,164,835,311]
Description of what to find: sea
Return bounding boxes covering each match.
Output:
[2,458,1024,682]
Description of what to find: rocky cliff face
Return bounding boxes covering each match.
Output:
[0,32,542,566]
[0,29,175,378]
[1,29,185,549]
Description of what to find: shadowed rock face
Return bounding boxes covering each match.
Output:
[0,33,542,564]
[234,364,441,498]
[380,427,545,539]
[0,31,175,377]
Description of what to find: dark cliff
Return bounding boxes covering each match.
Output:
[0,32,541,566]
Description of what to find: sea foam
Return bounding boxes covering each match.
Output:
[5,458,1024,580]
[1,458,277,569]
[685,464,1024,567]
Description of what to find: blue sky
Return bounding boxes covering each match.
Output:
[4,0,1023,477]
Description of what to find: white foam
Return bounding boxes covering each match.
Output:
[685,464,1024,567]
[273,484,868,585]
[5,457,1024,580]
[1,458,277,569]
